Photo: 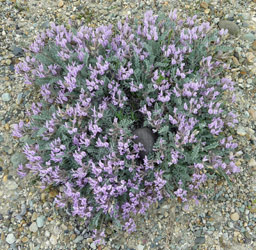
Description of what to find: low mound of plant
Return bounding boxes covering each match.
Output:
[13,10,239,244]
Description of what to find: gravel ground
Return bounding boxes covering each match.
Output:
[0,0,256,249]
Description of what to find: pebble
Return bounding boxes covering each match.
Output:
[243,33,256,42]
[230,212,240,221]
[200,2,208,9]
[10,152,27,168]
[16,93,23,105]
[1,92,11,102]
[12,46,24,57]
[50,234,57,245]
[74,235,84,243]
[19,203,27,216]
[58,0,64,8]
[6,233,16,244]
[218,20,240,36]
[246,52,255,64]
[36,215,45,228]
[21,236,29,243]
[5,59,11,65]
[248,158,256,167]
[195,236,205,245]
[90,242,96,249]
[6,180,18,190]
[137,245,145,250]
[29,222,38,233]
[252,41,256,50]
[237,126,246,136]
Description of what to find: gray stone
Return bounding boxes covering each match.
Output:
[132,127,157,160]
[218,20,240,36]
[194,236,205,245]
[29,222,38,232]
[12,46,24,56]
[10,152,27,168]
[15,214,23,221]
[16,93,23,105]
[40,22,49,29]
[6,180,18,190]
[50,234,57,245]
[242,33,256,42]
[6,233,16,244]
[20,203,27,216]
[74,235,83,243]
[240,13,250,21]
[1,93,11,102]
[137,245,145,250]
[36,215,45,228]
[90,242,96,250]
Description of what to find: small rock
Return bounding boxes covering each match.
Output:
[90,242,96,250]
[71,15,76,20]
[219,20,240,36]
[45,231,50,238]
[204,8,210,14]
[246,52,255,64]
[16,93,23,105]
[132,127,157,160]
[12,46,24,56]
[232,56,240,66]
[58,0,64,7]
[5,59,12,65]
[240,13,250,21]
[50,235,57,245]
[237,126,246,136]
[249,108,256,120]
[1,93,11,102]
[137,245,144,250]
[200,2,208,9]
[249,158,256,167]
[6,180,18,190]
[20,203,27,216]
[11,152,27,168]
[195,236,205,245]
[36,215,45,228]
[29,222,38,233]
[74,235,83,243]
[21,236,29,243]
[249,207,256,213]
[243,33,256,42]
[252,41,256,50]
[87,237,93,243]
[231,212,240,221]
[6,233,16,244]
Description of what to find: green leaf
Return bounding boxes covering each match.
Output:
[191,143,200,161]
[37,127,47,137]
[159,125,169,134]
[217,167,232,186]
[134,68,141,82]
[204,142,219,151]
[155,61,170,68]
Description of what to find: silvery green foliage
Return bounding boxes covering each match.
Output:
[14,10,239,245]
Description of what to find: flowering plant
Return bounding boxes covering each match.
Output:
[14,10,239,244]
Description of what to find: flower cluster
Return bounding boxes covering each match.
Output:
[14,10,239,245]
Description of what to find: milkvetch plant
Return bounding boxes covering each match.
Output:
[13,10,239,244]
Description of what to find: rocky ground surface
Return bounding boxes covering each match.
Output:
[0,0,256,249]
